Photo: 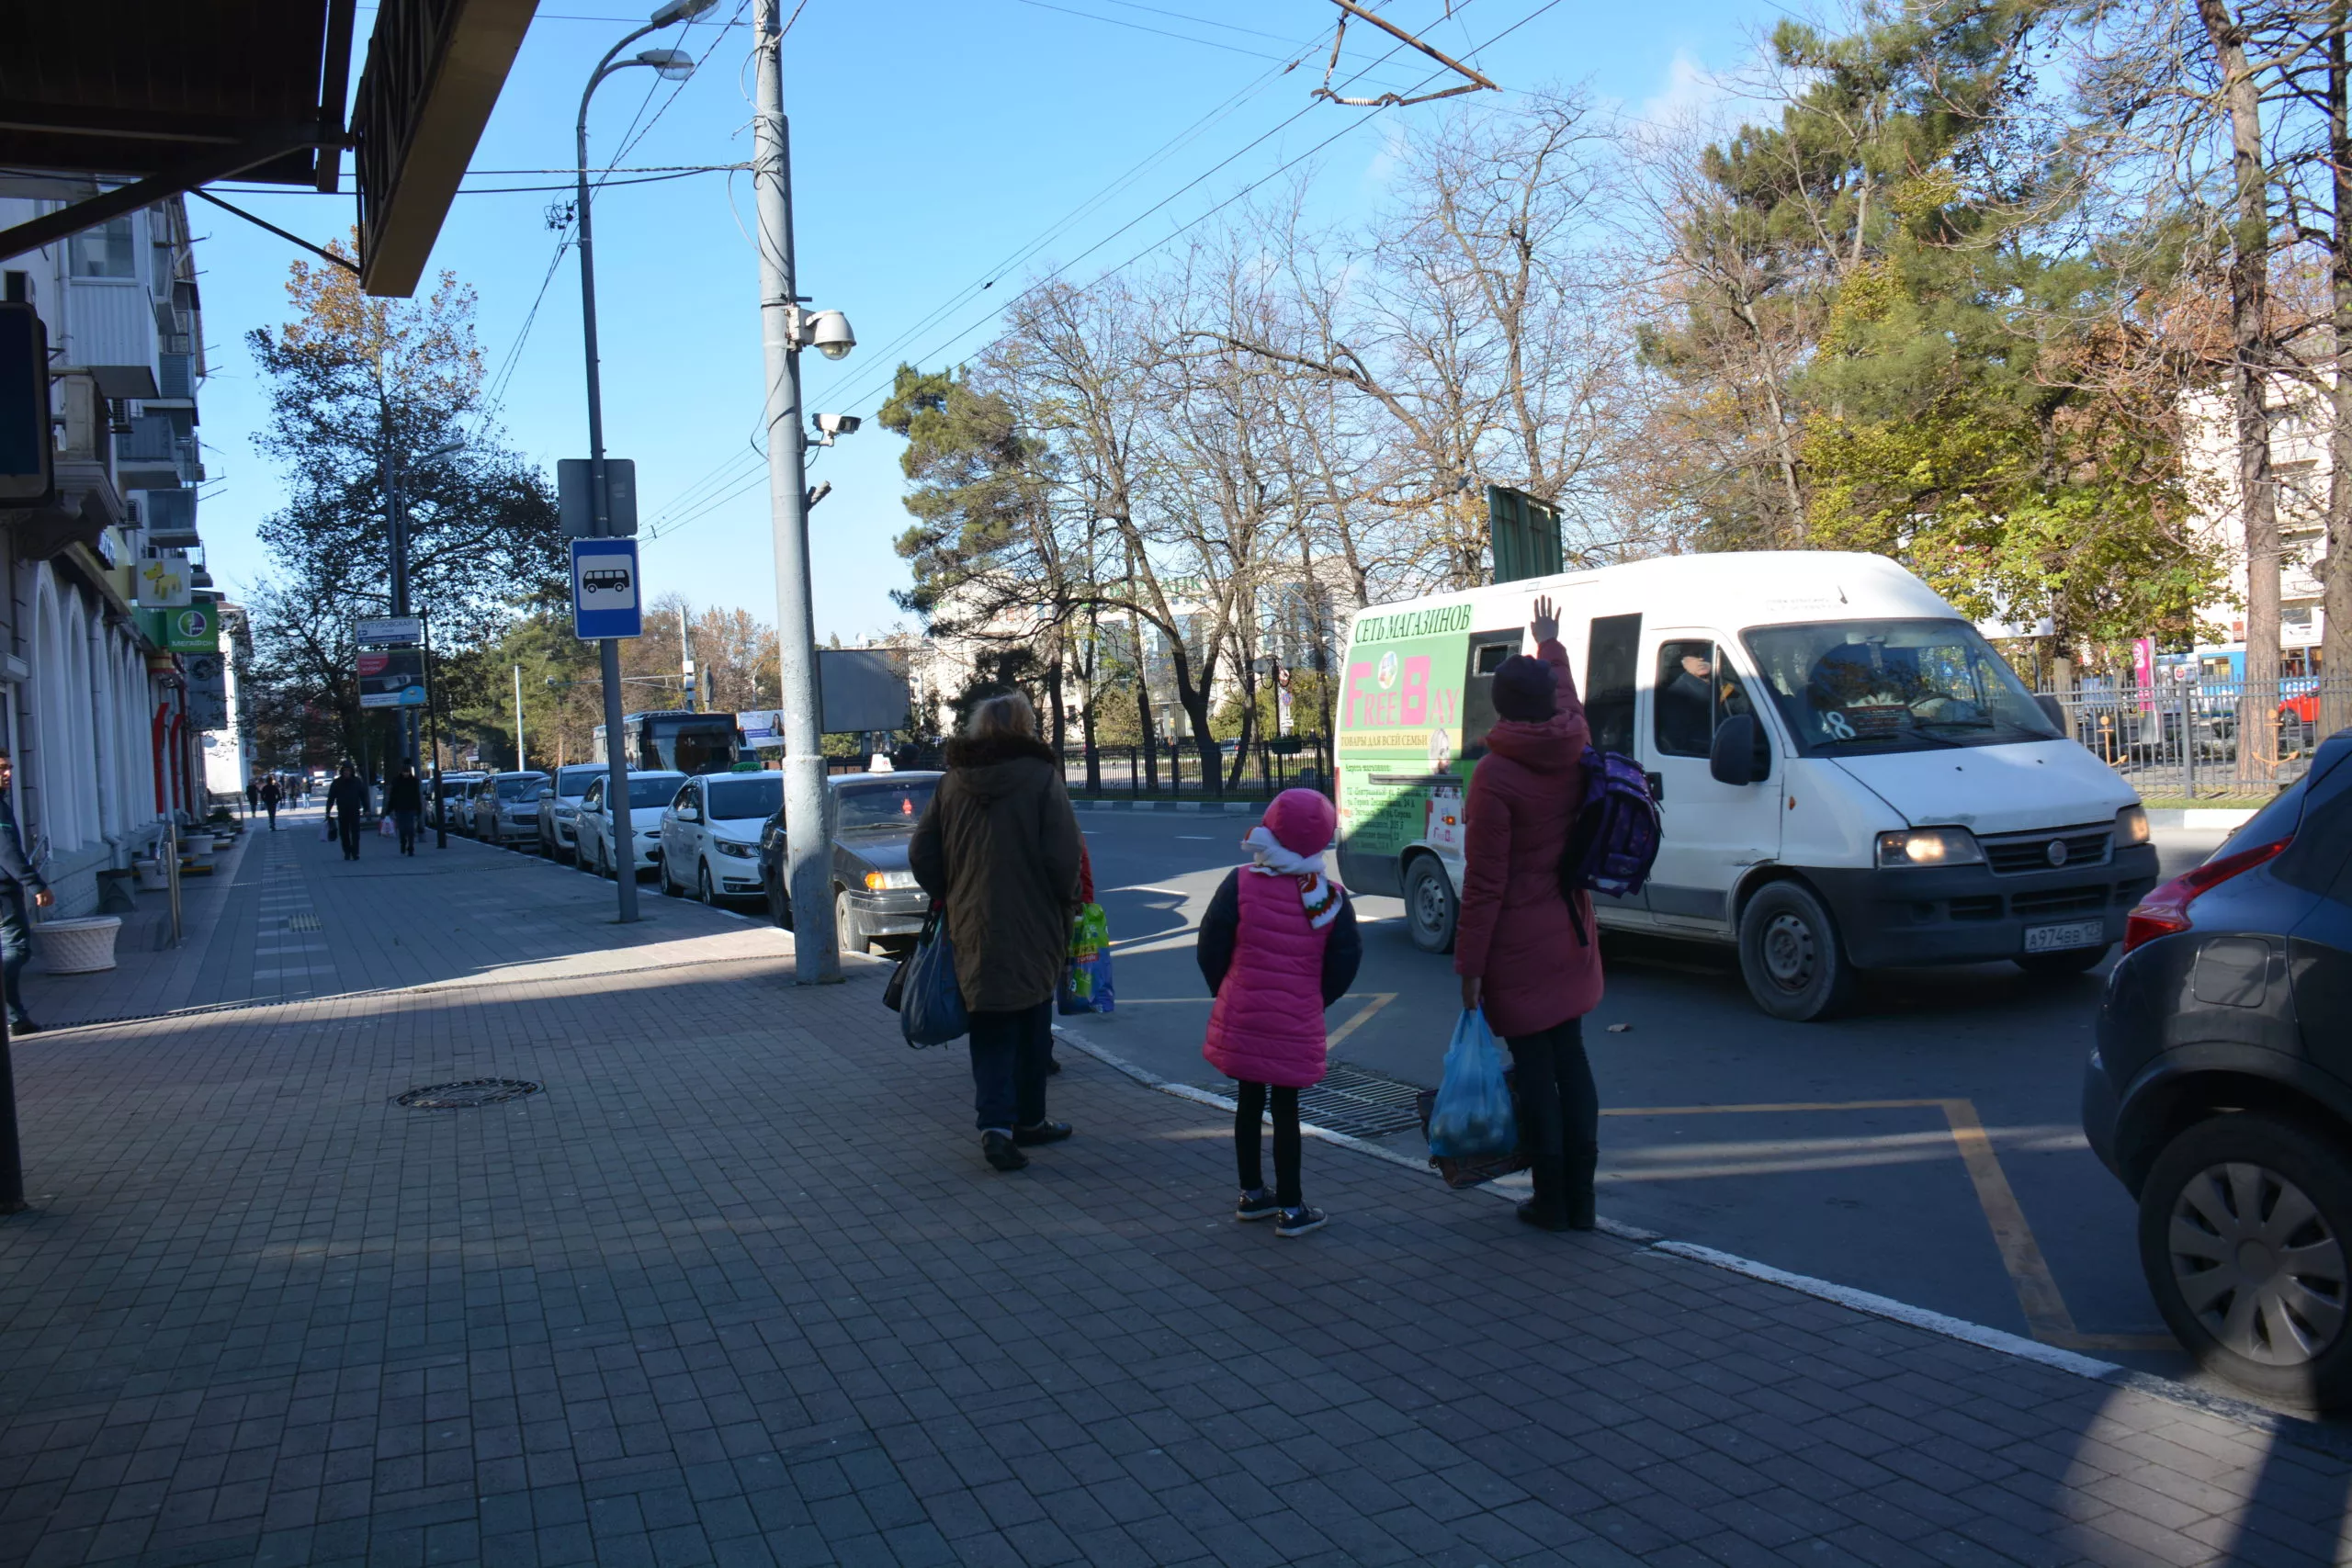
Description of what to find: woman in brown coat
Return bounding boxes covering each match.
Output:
[909,692,1085,1171]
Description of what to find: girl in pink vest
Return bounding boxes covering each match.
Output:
[1197,789,1363,1235]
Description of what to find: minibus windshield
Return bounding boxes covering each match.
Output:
[1741,619,2061,757]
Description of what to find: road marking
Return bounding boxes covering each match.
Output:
[1604,1098,2173,1352]
[1175,835,1213,840]
[1325,993,1394,1049]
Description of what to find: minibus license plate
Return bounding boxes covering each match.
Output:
[2023,919,2103,953]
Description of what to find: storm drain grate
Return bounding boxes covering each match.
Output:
[1286,1062,1430,1140]
[287,914,322,931]
[395,1078,541,1110]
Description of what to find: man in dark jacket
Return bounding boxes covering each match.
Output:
[259,774,281,829]
[0,751,53,1033]
[325,763,370,861]
[386,764,424,855]
[909,692,1084,1172]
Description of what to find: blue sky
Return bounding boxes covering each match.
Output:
[192,0,1767,642]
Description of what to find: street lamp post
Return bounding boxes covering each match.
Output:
[575,0,707,924]
[387,434,462,771]
[752,0,856,982]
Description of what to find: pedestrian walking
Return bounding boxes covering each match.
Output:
[1196,789,1362,1237]
[0,751,53,1035]
[244,777,259,819]
[325,763,369,861]
[1453,594,1605,1232]
[386,764,423,856]
[259,774,280,829]
[908,692,1085,1173]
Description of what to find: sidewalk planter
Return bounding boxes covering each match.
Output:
[37,916,122,974]
[131,858,169,892]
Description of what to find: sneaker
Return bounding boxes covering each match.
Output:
[1274,1206,1327,1238]
[1236,1190,1283,1223]
[1012,1121,1072,1146]
[981,1132,1028,1171]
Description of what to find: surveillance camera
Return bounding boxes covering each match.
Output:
[807,310,855,361]
[814,412,861,436]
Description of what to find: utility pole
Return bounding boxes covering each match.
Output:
[753,0,839,981]
[680,604,696,712]
[513,663,526,771]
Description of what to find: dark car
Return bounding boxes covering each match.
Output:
[757,771,941,954]
[2085,728,2352,1407]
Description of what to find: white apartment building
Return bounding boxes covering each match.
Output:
[2184,385,2334,667]
[0,181,217,913]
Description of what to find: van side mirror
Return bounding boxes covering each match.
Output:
[1709,713,1770,786]
[2034,693,2068,735]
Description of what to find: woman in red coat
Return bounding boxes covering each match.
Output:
[1453,594,1605,1231]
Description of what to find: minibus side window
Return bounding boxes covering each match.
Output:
[1654,640,1758,758]
[1586,614,1640,756]
[1457,632,1524,762]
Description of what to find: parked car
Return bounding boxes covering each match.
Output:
[434,771,485,833]
[574,770,687,880]
[535,764,605,862]
[757,771,940,953]
[2084,728,2352,1407]
[470,771,549,846]
[660,772,782,904]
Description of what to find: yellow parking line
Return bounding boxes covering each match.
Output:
[1325,993,1396,1050]
[1606,1099,2174,1353]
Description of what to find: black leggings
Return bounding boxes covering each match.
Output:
[1235,1081,1303,1208]
[1506,1018,1598,1224]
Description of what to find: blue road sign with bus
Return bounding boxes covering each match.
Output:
[571,537,642,640]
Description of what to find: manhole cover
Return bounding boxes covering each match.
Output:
[394,1078,541,1110]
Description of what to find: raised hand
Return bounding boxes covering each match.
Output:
[1530,594,1559,647]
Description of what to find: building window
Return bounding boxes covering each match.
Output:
[70,217,136,279]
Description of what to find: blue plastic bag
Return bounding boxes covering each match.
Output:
[1057,902,1116,1016]
[1427,1009,1516,1160]
[900,910,969,1047]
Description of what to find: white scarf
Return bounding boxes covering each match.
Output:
[1242,825,1342,929]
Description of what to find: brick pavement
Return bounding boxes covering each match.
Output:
[3,821,2350,1566]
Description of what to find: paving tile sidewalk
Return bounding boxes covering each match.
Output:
[3,845,2349,1566]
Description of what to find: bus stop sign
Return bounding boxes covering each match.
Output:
[571,537,642,640]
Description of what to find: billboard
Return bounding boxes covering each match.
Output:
[357,647,428,708]
[138,603,219,654]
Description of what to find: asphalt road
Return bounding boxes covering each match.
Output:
[1064,807,2236,1386]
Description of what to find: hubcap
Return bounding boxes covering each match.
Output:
[1414,874,1447,933]
[2169,1161,2348,1366]
[1758,911,1816,991]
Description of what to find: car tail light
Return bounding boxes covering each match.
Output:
[2121,836,2292,953]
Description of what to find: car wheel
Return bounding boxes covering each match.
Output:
[660,855,684,897]
[2139,1112,2352,1409]
[698,862,717,904]
[2014,945,2109,978]
[1736,880,1855,1021]
[767,879,790,929]
[835,888,866,955]
[1403,854,1456,954]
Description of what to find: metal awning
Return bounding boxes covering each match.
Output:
[0,0,537,297]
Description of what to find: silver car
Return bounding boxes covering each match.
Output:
[659,772,782,904]
[536,764,605,862]
[574,770,688,880]
[470,771,548,846]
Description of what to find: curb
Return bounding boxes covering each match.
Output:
[2145,807,2257,831]
[1070,798,1259,814]
[1048,1021,2352,1458]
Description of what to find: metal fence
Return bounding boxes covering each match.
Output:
[1057,738,1332,800]
[2039,679,2352,799]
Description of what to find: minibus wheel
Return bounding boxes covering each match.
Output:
[1736,880,1854,1021]
[1404,854,1457,954]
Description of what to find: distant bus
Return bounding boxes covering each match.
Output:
[593,710,746,774]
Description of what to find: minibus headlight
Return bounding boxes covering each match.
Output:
[2116,805,2150,846]
[1875,828,1984,868]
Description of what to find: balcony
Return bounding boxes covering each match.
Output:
[140,488,199,547]
[61,278,155,374]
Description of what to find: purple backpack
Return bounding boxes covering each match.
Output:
[1556,747,1660,944]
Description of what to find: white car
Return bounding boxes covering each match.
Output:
[659,772,783,904]
[536,764,605,862]
[573,770,687,880]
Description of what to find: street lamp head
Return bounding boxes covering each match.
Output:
[648,0,717,25]
[635,47,695,78]
[808,309,855,360]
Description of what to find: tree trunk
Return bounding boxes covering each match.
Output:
[2199,0,2281,782]
[2327,5,2352,740]
[1077,619,1102,793]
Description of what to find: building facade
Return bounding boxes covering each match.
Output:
[1,180,217,914]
